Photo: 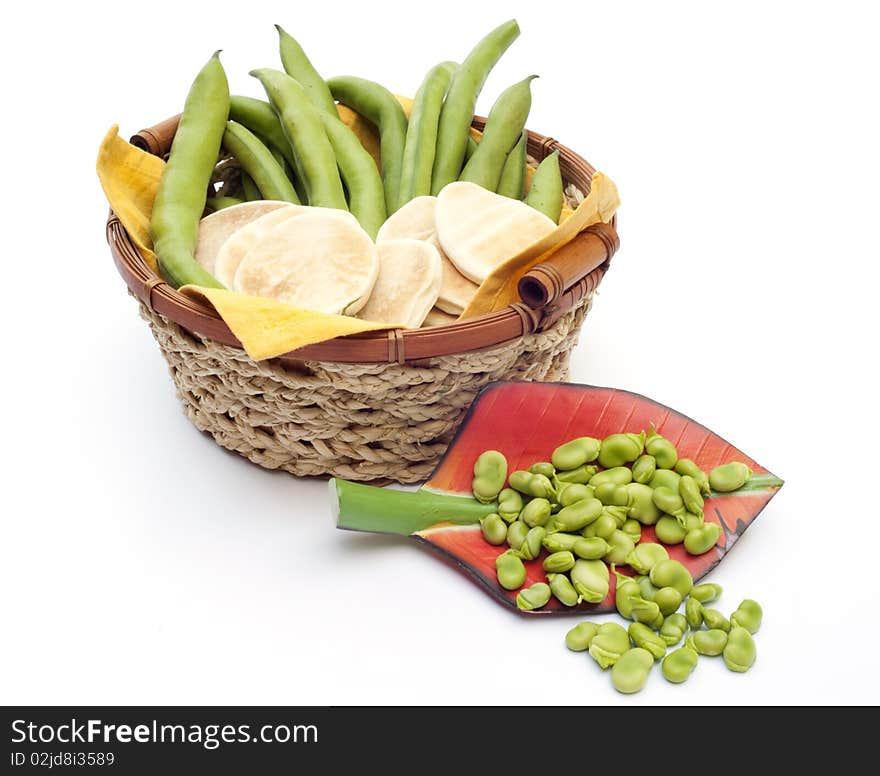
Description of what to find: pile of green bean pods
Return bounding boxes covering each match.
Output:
[150,19,567,289]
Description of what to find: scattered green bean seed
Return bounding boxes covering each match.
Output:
[508,470,555,499]
[650,559,694,598]
[684,522,722,555]
[516,582,551,611]
[621,518,642,543]
[543,550,576,573]
[686,597,704,630]
[625,483,662,525]
[573,537,611,560]
[636,575,661,602]
[723,626,756,672]
[570,559,610,604]
[604,530,636,566]
[506,520,529,551]
[554,465,598,485]
[480,513,507,545]
[662,645,699,683]
[431,19,521,193]
[654,586,684,616]
[553,498,603,532]
[495,550,527,590]
[660,614,688,646]
[649,469,682,492]
[675,458,711,495]
[588,622,630,669]
[702,608,731,632]
[708,462,753,492]
[558,483,593,506]
[679,475,705,515]
[688,629,729,656]
[542,532,581,553]
[528,461,555,478]
[524,150,563,223]
[521,497,551,527]
[595,483,631,507]
[471,450,508,503]
[652,486,686,517]
[630,597,664,630]
[625,542,669,575]
[551,437,601,471]
[497,488,523,523]
[655,515,687,544]
[614,571,641,619]
[690,583,723,604]
[631,454,657,484]
[611,647,654,694]
[730,599,763,634]
[628,622,668,660]
[518,526,547,561]
[565,621,600,651]
[598,433,646,469]
[582,512,617,540]
[645,428,679,469]
[548,573,580,607]
[590,467,634,488]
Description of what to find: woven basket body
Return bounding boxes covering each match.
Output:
[109,115,618,484]
[137,297,591,484]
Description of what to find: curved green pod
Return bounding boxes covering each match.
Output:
[524,150,563,223]
[328,75,409,213]
[222,120,300,203]
[151,51,229,288]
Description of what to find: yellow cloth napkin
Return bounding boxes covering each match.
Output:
[96,125,163,273]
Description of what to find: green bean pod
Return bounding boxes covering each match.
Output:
[328,75,409,213]
[241,172,260,201]
[205,196,243,213]
[497,129,528,199]
[524,150,563,223]
[464,134,479,161]
[431,19,521,193]
[251,68,346,210]
[460,75,535,191]
[276,25,338,116]
[229,95,300,176]
[222,121,299,203]
[151,51,229,288]
[399,61,458,204]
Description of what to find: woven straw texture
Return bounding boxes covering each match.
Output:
[138,294,594,484]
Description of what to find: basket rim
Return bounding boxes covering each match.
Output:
[107,116,617,365]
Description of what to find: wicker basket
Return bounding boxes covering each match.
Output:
[106,116,620,484]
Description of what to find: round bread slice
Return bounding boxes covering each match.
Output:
[422,307,458,327]
[376,195,478,315]
[195,201,290,276]
[435,181,557,284]
[214,205,359,290]
[357,239,442,328]
[232,210,379,315]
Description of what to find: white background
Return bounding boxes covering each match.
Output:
[1,0,877,705]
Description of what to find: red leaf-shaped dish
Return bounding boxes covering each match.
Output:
[333,381,783,615]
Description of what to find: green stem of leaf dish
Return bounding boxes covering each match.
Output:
[331,478,496,536]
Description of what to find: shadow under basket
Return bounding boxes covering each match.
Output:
[107,115,620,484]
